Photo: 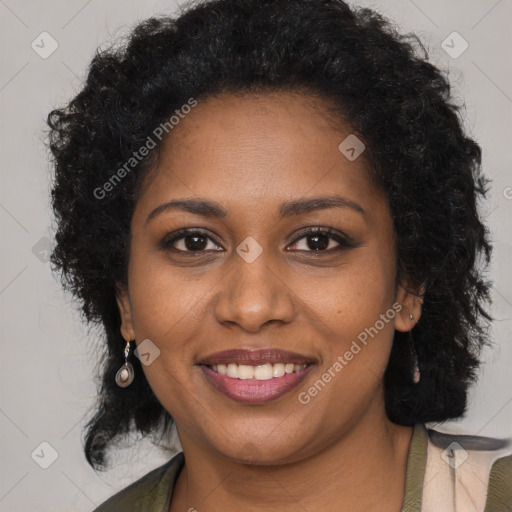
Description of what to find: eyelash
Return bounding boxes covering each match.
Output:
[160,227,357,255]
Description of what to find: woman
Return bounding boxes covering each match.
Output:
[47,0,511,510]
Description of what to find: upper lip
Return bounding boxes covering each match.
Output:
[198,348,316,366]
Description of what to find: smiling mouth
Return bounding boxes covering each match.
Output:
[199,362,316,404]
[204,362,312,380]
[197,347,317,403]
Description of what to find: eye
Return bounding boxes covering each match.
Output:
[160,228,224,253]
[160,227,357,255]
[287,227,356,253]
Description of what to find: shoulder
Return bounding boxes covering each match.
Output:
[422,425,512,512]
[92,451,185,512]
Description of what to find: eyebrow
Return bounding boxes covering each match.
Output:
[145,195,365,225]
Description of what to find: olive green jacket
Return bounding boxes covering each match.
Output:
[93,423,512,511]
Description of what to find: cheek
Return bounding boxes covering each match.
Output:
[302,249,398,381]
[124,249,205,400]
[125,252,204,415]
[299,253,396,335]
[127,244,207,336]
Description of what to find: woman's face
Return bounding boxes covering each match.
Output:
[117,92,418,463]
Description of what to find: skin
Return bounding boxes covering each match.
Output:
[117,91,423,512]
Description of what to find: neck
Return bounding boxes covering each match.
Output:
[170,407,413,512]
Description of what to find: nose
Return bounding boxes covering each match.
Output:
[214,249,295,332]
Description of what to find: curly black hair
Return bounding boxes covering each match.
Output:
[47,0,492,470]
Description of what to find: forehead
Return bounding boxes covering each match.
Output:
[136,91,383,219]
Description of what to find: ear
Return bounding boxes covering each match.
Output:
[394,281,425,332]
[116,284,135,342]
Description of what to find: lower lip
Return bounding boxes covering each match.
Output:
[199,365,315,404]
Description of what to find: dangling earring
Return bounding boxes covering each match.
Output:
[115,340,135,388]
[408,314,420,384]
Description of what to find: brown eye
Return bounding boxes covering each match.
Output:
[160,229,224,253]
[297,232,334,251]
[287,227,357,253]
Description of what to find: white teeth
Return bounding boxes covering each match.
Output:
[227,363,238,378]
[254,364,273,380]
[273,363,285,378]
[210,362,308,379]
[238,364,255,380]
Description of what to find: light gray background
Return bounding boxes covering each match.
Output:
[1,0,511,510]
